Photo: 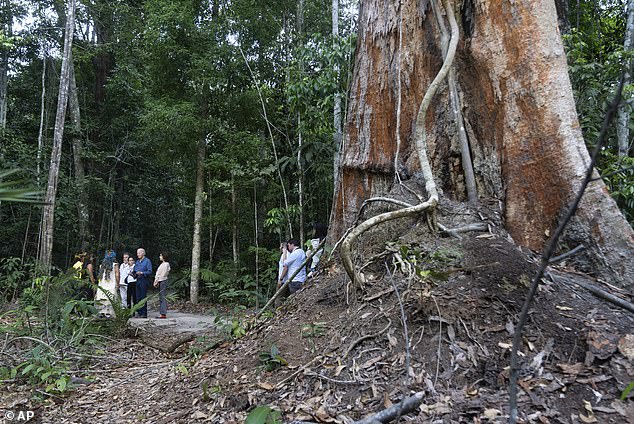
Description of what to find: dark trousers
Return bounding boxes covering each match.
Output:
[158,279,169,315]
[136,279,149,317]
[127,281,137,308]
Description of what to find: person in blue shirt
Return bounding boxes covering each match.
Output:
[132,247,152,318]
[278,239,307,294]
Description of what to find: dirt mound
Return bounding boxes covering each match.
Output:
[39,201,634,423]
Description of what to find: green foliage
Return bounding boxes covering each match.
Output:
[245,406,282,424]
[599,153,634,222]
[94,285,148,335]
[0,257,37,302]
[390,243,462,283]
[300,322,326,338]
[621,380,634,400]
[0,169,42,203]
[210,306,249,340]
[188,335,220,360]
[258,344,287,372]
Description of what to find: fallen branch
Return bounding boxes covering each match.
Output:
[548,271,634,314]
[276,355,323,387]
[354,391,426,424]
[548,245,585,264]
[343,319,392,359]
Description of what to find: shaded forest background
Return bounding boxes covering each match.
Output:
[0,0,633,305]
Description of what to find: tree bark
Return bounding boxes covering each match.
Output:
[330,0,634,288]
[39,0,76,272]
[617,0,634,157]
[190,136,206,304]
[332,0,343,207]
[69,56,90,247]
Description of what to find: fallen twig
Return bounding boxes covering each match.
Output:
[548,245,585,264]
[275,355,323,387]
[355,391,426,424]
[385,263,411,382]
[303,371,360,385]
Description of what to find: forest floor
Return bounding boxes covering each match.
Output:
[3,200,634,423]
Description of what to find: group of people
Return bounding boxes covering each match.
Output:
[74,248,171,319]
[277,223,327,298]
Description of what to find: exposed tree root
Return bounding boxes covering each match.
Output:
[343,319,392,360]
[339,0,458,285]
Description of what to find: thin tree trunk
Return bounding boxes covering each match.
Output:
[37,52,47,185]
[0,0,11,129]
[38,0,76,273]
[617,0,634,157]
[254,181,260,308]
[297,0,305,246]
[231,174,239,270]
[298,114,305,246]
[69,56,90,246]
[332,0,343,198]
[190,136,206,304]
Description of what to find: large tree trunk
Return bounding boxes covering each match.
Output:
[331,0,634,288]
[39,0,76,272]
[617,0,634,157]
[190,136,206,304]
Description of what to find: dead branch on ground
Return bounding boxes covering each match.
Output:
[354,391,426,424]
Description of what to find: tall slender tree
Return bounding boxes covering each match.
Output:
[39,0,76,272]
[0,0,11,129]
[617,0,634,157]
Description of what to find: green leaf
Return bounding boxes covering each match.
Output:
[245,406,276,424]
[621,381,634,400]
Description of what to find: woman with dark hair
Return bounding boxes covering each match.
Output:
[95,250,119,317]
[153,252,171,319]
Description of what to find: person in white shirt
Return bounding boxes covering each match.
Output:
[117,252,131,307]
[153,252,171,319]
[125,257,137,308]
[278,239,307,294]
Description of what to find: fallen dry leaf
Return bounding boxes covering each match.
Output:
[617,334,634,360]
[258,382,274,390]
[555,305,573,311]
[557,362,585,375]
[483,408,502,419]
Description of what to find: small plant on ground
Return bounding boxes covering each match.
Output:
[246,406,282,424]
[258,344,287,372]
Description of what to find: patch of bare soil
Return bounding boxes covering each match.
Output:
[17,201,634,423]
